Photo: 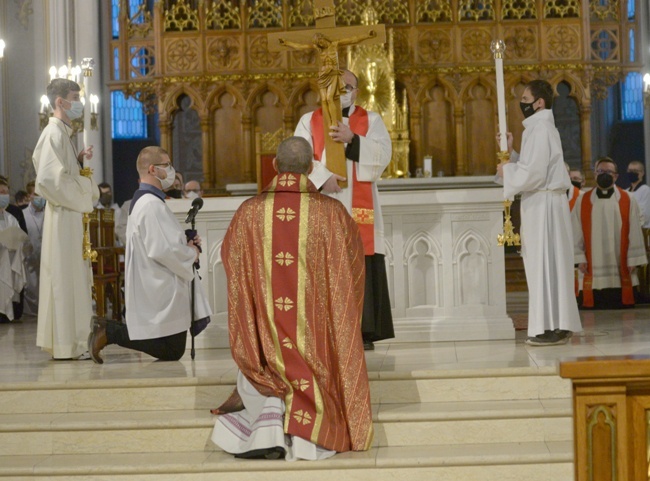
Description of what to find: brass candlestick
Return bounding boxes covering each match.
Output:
[80,167,98,262]
[496,151,521,247]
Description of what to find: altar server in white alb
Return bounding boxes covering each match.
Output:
[32,78,99,360]
[496,79,582,346]
[88,146,211,363]
[572,157,647,309]
[294,69,394,351]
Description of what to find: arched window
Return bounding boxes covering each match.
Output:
[620,72,643,121]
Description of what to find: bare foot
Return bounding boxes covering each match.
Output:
[210,388,244,415]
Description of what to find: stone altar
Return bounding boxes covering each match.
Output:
[169,178,514,349]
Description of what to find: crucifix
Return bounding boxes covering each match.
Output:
[268,0,386,187]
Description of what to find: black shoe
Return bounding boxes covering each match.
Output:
[526,330,571,346]
[234,446,286,460]
[363,340,374,351]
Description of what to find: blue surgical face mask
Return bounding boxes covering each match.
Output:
[62,98,84,120]
[0,194,9,210]
[32,196,46,210]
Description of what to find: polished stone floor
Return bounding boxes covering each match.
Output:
[1,293,650,385]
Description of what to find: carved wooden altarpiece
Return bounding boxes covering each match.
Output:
[109,0,641,192]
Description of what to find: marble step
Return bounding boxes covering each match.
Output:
[0,399,572,456]
[0,441,573,480]
[0,366,571,415]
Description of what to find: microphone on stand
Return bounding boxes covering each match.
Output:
[185,197,204,224]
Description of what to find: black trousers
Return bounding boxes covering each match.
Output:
[105,320,187,361]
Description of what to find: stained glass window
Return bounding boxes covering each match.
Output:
[621,72,643,121]
[112,91,148,139]
[629,28,635,62]
[628,0,635,20]
[112,0,148,39]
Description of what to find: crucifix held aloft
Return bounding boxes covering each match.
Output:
[268,0,386,187]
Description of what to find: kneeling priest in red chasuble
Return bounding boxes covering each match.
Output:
[211,136,373,461]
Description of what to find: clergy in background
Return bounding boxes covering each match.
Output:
[32,78,98,360]
[0,178,27,323]
[23,194,46,316]
[497,79,582,346]
[294,69,394,351]
[572,157,647,309]
[626,160,650,228]
[211,136,373,461]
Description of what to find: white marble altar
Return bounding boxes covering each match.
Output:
[169,180,514,348]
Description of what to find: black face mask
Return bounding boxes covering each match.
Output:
[626,172,641,184]
[597,173,615,190]
[520,100,537,118]
[166,188,183,199]
[571,180,582,189]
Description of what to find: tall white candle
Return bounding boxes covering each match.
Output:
[491,40,508,152]
[424,156,432,176]
[83,76,89,149]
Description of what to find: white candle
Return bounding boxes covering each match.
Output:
[83,76,89,147]
[424,156,432,175]
[491,40,508,152]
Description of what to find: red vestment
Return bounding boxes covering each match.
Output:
[221,173,373,452]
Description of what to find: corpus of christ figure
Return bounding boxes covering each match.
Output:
[278,31,377,129]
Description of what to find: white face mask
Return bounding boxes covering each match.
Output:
[0,194,9,210]
[155,165,176,190]
[62,99,84,120]
[185,191,199,200]
[340,92,353,109]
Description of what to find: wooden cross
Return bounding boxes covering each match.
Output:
[268,0,386,187]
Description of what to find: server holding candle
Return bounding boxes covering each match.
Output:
[495,78,582,346]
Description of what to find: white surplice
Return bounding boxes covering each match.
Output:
[0,212,27,321]
[294,105,392,254]
[33,117,99,358]
[212,371,336,462]
[628,183,650,228]
[23,204,44,316]
[502,109,582,337]
[572,188,648,289]
[125,192,211,340]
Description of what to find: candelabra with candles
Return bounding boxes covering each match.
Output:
[39,57,99,136]
[491,40,520,247]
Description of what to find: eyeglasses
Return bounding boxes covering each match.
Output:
[153,162,172,169]
[628,170,642,174]
[343,84,358,93]
[595,169,617,176]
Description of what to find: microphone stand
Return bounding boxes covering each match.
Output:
[190,212,197,361]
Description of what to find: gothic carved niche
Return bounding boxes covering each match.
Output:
[546,25,581,60]
[590,68,624,100]
[249,35,283,69]
[375,0,411,24]
[392,29,411,67]
[335,0,366,26]
[164,0,199,31]
[590,0,619,22]
[289,0,315,27]
[458,0,495,21]
[128,4,153,38]
[206,37,240,71]
[418,29,452,64]
[165,38,200,73]
[502,0,537,20]
[416,0,453,23]
[206,0,241,30]
[544,0,580,18]
[247,0,283,29]
[461,28,493,62]
[504,27,537,59]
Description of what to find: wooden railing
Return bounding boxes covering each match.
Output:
[560,356,650,481]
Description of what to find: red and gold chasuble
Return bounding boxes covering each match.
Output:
[222,173,373,452]
[311,107,375,255]
[580,187,634,307]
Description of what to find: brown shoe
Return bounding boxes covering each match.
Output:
[88,318,108,364]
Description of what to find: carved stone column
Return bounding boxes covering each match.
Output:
[580,103,593,183]
[159,120,172,155]
[454,106,466,175]
[242,114,253,182]
[200,117,212,187]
